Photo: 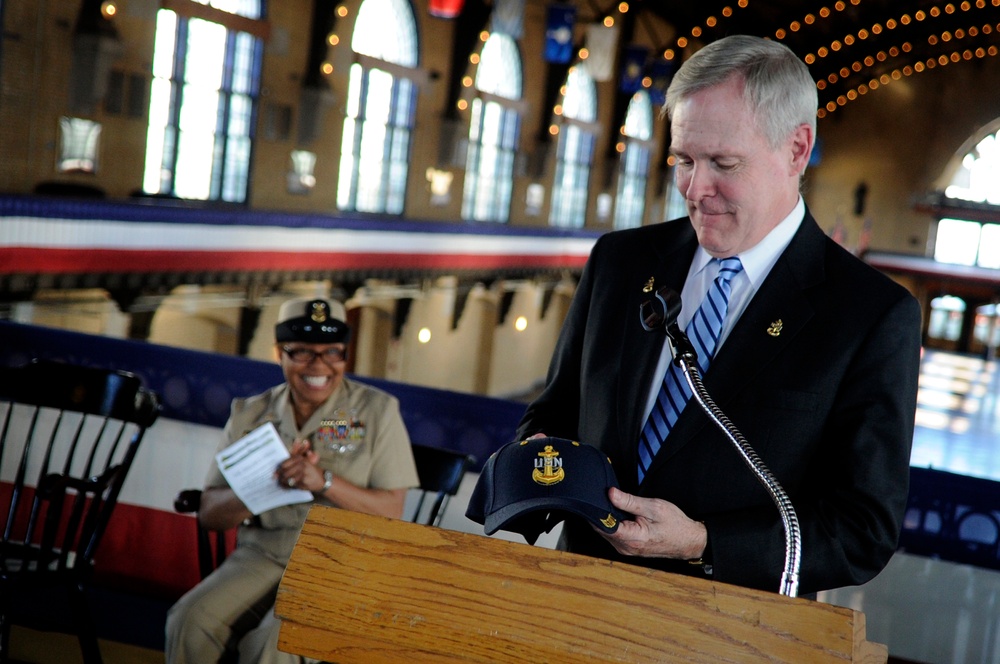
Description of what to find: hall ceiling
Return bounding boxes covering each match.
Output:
[626,0,1000,116]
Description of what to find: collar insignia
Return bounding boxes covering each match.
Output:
[767,319,783,337]
[643,276,655,293]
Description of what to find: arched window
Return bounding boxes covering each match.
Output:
[663,164,688,221]
[550,66,597,228]
[462,33,523,223]
[337,0,420,213]
[945,131,1000,205]
[143,2,264,202]
[936,128,1000,268]
[613,91,653,229]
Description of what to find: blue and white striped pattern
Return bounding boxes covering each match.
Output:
[637,257,744,483]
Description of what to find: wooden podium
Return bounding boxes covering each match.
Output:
[276,506,887,663]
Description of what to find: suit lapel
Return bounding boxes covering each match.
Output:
[616,221,698,485]
[641,213,828,481]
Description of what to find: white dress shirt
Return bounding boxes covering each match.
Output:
[640,197,806,425]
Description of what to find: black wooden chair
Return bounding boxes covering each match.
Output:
[409,443,476,527]
[175,442,476,579]
[0,360,160,664]
[173,488,229,581]
[899,466,1000,570]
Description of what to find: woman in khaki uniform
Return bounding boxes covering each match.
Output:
[166,297,419,664]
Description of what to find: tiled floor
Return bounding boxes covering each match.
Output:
[820,348,1000,664]
[14,348,1000,664]
[8,626,162,664]
[910,349,1000,480]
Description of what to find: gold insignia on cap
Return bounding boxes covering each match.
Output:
[532,445,565,486]
[767,319,783,337]
[310,301,328,323]
[643,276,655,293]
[600,514,617,528]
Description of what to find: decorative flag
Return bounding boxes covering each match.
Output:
[544,4,576,64]
[647,57,676,106]
[583,23,619,82]
[809,136,823,167]
[619,45,647,93]
[856,217,873,255]
[429,0,464,19]
[491,0,525,39]
[829,218,847,246]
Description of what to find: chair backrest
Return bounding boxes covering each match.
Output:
[0,360,160,577]
[899,466,1000,570]
[175,444,477,583]
[409,443,476,527]
[173,488,231,580]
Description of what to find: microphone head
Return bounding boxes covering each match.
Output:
[640,287,682,332]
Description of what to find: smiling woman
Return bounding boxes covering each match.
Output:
[273,298,352,427]
[165,294,419,664]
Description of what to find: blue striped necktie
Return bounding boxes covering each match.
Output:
[637,256,744,483]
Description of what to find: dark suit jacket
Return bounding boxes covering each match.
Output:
[518,212,922,594]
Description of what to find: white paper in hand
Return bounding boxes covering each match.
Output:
[215,422,313,515]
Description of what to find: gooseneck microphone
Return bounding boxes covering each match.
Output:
[640,286,802,597]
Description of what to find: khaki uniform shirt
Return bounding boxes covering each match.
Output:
[204,376,418,566]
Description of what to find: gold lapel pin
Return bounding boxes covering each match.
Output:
[767,319,783,337]
[643,276,655,293]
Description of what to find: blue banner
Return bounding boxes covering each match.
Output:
[544,4,576,64]
[619,45,648,94]
[647,57,677,106]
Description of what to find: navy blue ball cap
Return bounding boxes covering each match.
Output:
[275,297,351,345]
[465,437,629,545]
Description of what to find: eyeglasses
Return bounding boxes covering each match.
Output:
[281,345,346,365]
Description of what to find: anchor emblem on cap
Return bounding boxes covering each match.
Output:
[310,301,328,323]
[532,445,565,486]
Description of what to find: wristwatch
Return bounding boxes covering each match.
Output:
[319,469,334,494]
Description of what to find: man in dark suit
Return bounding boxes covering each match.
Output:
[517,35,922,595]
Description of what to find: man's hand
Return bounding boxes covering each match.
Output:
[598,487,707,560]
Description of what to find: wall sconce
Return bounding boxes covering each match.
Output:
[287,150,317,194]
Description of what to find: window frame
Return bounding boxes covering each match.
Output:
[336,0,421,214]
[143,4,264,203]
[461,33,524,223]
[549,67,598,228]
[613,91,654,230]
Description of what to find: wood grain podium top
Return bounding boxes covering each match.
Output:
[276,506,886,663]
